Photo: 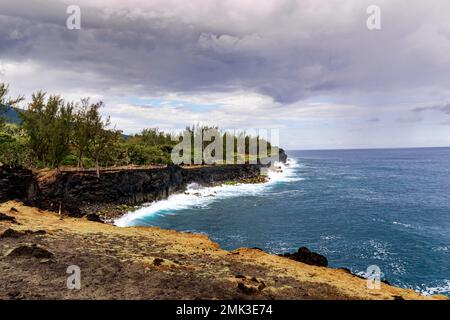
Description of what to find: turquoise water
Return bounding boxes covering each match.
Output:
[117,148,450,296]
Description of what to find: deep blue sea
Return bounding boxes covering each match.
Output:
[116,148,450,296]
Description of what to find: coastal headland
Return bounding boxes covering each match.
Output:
[0,149,447,300]
[0,201,445,300]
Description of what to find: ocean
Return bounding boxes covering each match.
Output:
[116,148,450,296]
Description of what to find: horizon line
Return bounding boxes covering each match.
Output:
[287,145,450,152]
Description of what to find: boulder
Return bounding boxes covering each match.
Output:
[0,228,25,238]
[281,247,328,267]
[86,214,103,223]
[278,148,288,164]
[5,244,54,259]
[236,275,266,295]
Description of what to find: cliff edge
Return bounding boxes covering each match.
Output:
[0,201,446,300]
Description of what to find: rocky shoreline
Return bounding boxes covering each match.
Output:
[0,149,287,218]
[0,155,290,234]
[0,164,268,220]
[0,150,288,221]
[3,149,445,300]
[1,201,446,300]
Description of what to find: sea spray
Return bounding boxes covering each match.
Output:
[115,159,299,227]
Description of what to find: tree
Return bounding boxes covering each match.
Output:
[72,99,93,169]
[47,99,74,169]
[20,93,73,168]
[84,101,115,177]
[0,123,32,167]
[20,92,48,165]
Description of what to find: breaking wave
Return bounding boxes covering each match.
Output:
[115,159,299,227]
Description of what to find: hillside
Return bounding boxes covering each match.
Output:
[1,106,21,124]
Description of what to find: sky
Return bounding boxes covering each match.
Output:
[1,0,450,150]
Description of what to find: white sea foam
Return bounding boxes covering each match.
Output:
[115,159,299,227]
[432,246,449,253]
[419,281,450,296]
[393,221,412,228]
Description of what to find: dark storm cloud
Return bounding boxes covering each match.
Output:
[1,0,450,106]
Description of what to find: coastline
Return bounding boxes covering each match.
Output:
[1,151,447,299]
[1,201,446,300]
[0,148,288,221]
[0,163,266,220]
[113,161,290,227]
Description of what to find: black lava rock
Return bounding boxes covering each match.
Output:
[280,247,328,267]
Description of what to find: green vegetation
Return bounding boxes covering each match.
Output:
[0,123,32,167]
[0,83,276,174]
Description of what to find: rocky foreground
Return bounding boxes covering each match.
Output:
[0,201,446,300]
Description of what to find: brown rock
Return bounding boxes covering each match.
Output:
[5,244,54,259]
[0,228,25,238]
[237,282,259,295]
[236,275,266,295]
[0,228,46,238]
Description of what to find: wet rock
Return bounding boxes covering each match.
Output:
[278,148,288,163]
[5,244,54,259]
[281,247,328,267]
[86,214,103,223]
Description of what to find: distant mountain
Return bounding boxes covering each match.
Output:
[0,106,22,124]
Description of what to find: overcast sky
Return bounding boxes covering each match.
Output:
[1,0,450,149]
